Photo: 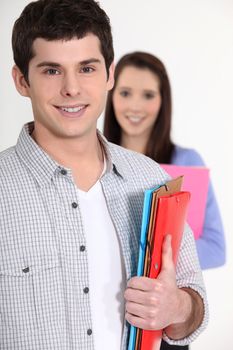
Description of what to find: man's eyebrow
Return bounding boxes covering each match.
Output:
[79,58,101,65]
[36,58,101,68]
[36,62,61,68]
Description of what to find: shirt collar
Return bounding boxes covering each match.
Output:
[15,122,126,188]
[96,130,127,180]
[15,122,61,187]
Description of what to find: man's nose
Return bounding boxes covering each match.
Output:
[60,72,81,97]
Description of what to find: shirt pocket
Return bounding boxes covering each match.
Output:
[0,250,62,334]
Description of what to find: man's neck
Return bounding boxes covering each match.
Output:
[32,127,104,191]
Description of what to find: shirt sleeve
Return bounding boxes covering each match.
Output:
[171,146,226,269]
[196,181,226,269]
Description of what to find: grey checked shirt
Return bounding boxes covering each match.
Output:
[0,123,208,349]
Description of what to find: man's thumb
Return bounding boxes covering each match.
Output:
[161,234,174,272]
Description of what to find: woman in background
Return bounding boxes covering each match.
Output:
[104,51,225,350]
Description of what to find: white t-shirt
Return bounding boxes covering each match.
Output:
[78,179,126,349]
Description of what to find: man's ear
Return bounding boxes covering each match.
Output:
[12,65,30,97]
[107,62,115,91]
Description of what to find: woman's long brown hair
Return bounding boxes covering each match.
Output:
[103,51,174,163]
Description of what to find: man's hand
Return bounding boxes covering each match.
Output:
[124,235,192,331]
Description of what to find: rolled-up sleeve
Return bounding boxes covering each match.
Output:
[163,223,209,345]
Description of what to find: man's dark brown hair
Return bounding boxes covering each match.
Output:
[12,0,114,83]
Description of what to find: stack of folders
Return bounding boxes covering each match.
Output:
[128,176,191,350]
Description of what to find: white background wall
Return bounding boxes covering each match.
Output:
[1,0,233,348]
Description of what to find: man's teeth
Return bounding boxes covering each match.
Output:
[61,106,84,113]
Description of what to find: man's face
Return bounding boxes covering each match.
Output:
[13,34,114,143]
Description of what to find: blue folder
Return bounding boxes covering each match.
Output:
[127,185,160,350]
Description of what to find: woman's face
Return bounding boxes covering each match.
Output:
[112,66,161,139]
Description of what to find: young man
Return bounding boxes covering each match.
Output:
[0,0,207,349]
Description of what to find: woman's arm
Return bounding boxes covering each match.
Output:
[171,146,226,269]
[196,181,226,269]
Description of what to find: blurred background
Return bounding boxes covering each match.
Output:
[0,0,233,348]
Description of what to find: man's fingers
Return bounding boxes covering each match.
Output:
[125,312,161,331]
[127,276,158,291]
[124,286,161,305]
[125,300,158,319]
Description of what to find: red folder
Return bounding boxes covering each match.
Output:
[139,191,191,350]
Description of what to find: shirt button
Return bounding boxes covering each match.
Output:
[60,169,67,175]
[72,202,78,209]
[87,329,92,336]
[22,267,29,273]
[80,245,86,252]
[83,287,89,294]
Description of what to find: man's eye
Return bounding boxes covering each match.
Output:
[120,91,130,97]
[81,67,94,73]
[46,69,59,75]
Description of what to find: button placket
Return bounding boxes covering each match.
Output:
[64,186,93,344]
[53,174,94,345]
